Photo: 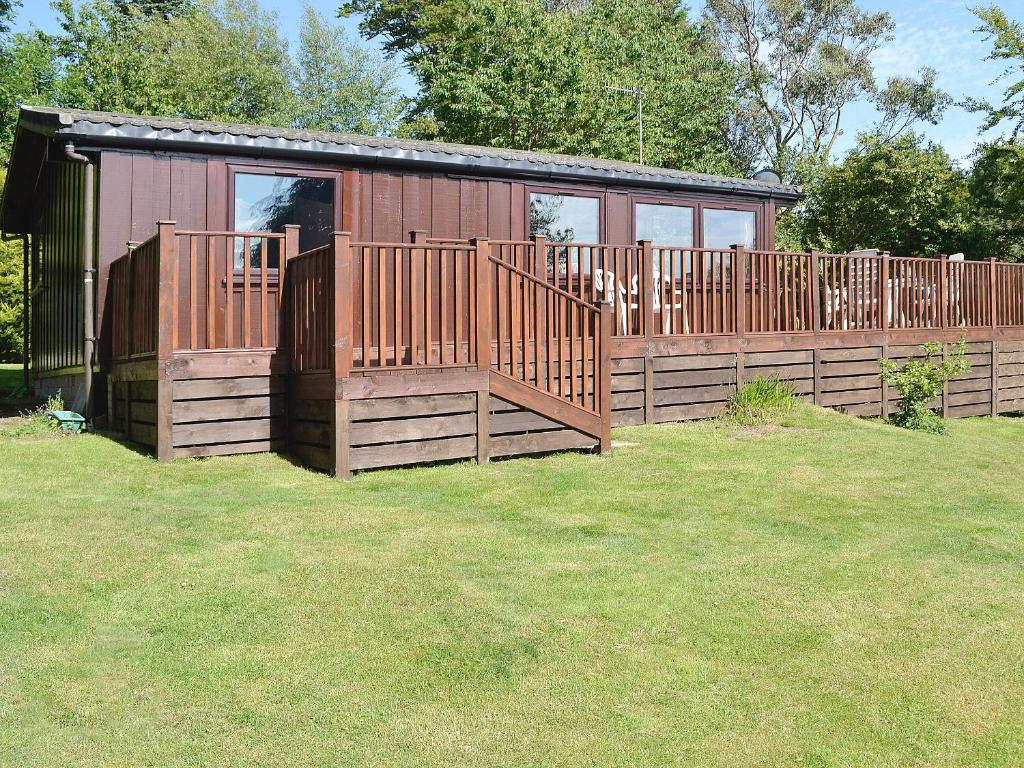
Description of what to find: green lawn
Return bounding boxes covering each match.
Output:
[0,362,22,398]
[2,407,1023,766]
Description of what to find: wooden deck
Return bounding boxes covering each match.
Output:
[104,223,1024,475]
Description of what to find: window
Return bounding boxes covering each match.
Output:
[232,172,336,268]
[702,208,756,250]
[635,203,694,247]
[529,193,600,243]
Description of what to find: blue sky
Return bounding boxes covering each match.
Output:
[13,0,1015,165]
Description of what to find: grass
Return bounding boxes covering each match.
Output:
[2,406,1024,766]
[0,362,23,399]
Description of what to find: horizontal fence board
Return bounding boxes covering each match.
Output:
[489,429,597,458]
[612,374,645,393]
[350,435,477,470]
[744,363,814,381]
[819,374,881,393]
[820,359,882,376]
[653,384,734,407]
[612,409,645,427]
[173,418,284,447]
[612,358,644,373]
[745,350,813,366]
[173,395,284,423]
[947,390,991,407]
[490,409,564,435]
[837,401,883,417]
[948,402,991,417]
[654,401,724,421]
[818,347,881,363]
[612,391,645,409]
[349,393,476,421]
[817,388,882,407]
[175,439,282,459]
[131,402,157,424]
[174,376,283,400]
[948,376,991,394]
[652,354,735,372]
[350,412,477,446]
[656,367,736,388]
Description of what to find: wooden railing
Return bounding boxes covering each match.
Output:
[349,240,480,369]
[172,228,294,350]
[287,244,333,373]
[487,254,608,417]
[996,262,1024,327]
[110,232,161,359]
[818,252,885,331]
[109,222,299,361]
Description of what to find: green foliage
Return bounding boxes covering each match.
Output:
[966,138,1024,261]
[0,389,64,438]
[880,338,971,434]
[705,0,949,179]
[722,374,796,426]
[293,5,404,135]
[797,132,970,256]
[0,167,23,362]
[0,0,405,159]
[967,5,1024,138]
[343,0,741,174]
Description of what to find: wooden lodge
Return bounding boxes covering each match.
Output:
[4,106,1024,475]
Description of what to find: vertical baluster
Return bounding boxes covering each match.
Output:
[424,247,433,366]
[395,246,404,365]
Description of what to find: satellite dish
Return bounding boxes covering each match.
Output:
[752,168,781,184]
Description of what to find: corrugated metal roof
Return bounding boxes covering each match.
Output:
[17,105,801,200]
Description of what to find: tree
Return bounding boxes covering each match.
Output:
[343,0,741,174]
[293,5,404,135]
[139,0,294,124]
[967,5,1024,138]
[705,0,950,179]
[967,139,1024,261]
[0,165,23,362]
[798,133,970,257]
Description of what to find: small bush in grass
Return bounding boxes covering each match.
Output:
[879,338,970,434]
[1,390,65,438]
[723,374,796,426]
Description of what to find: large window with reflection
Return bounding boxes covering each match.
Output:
[635,203,694,248]
[702,208,756,250]
[232,171,336,269]
[529,192,600,243]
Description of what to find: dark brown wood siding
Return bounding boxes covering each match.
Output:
[96,151,208,364]
[32,160,87,374]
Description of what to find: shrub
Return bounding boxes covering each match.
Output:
[879,339,970,434]
[723,374,796,426]
[0,390,65,439]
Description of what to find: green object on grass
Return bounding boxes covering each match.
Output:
[47,410,85,433]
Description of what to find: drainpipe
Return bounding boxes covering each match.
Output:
[63,143,95,423]
[0,231,29,391]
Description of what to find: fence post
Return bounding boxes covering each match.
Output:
[990,257,999,417]
[990,257,998,331]
[806,248,820,404]
[639,239,655,423]
[410,229,427,245]
[156,220,177,463]
[599,300,613,453]
[472,238,492,465]
[880,251,891,418]
[939,255,949,330]
[532,233,547,279]
[733,245,747,391]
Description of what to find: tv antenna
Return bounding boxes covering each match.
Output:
[604,84,645,165]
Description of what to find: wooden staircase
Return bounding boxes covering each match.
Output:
[484,254,612,451]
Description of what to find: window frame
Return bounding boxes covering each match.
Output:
[227,164,343,277]
[523,184,605,243]
[630,195,760,250]
[631,198,696,249]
